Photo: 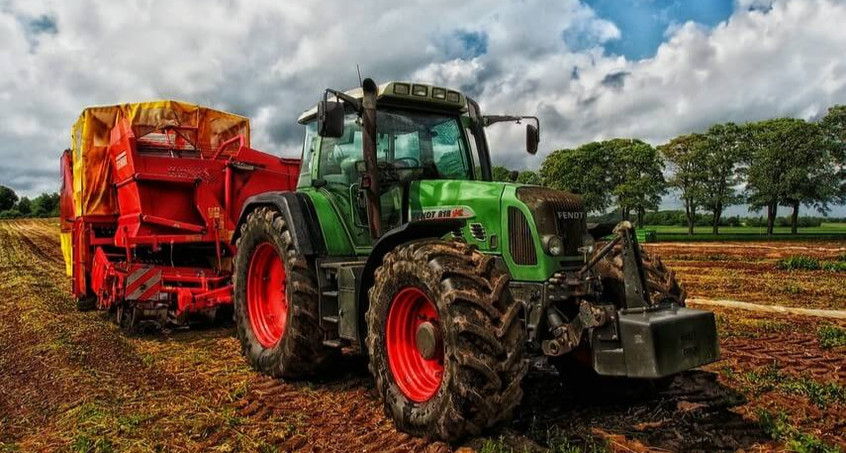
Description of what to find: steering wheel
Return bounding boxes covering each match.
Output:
[392,156,420,168]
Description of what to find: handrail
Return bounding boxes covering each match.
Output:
[212,134,245,160]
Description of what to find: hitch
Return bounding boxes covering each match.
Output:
[579,221,650,309]
[543,222,654,357]
[542,301,611,356]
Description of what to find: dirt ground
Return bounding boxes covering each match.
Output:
[0,219,843,452]
[647,241,846,310]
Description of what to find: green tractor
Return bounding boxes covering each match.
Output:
[232,78,719,441]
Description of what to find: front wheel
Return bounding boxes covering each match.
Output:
[366,240,527,441]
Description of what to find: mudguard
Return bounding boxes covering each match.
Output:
[355,219,466,344]
[233,191,325,256]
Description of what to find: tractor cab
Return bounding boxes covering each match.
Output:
[296,80,538,244]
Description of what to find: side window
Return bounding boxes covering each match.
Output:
[318,116,364,185]
[431,119,470,179]
[297,122,317,188]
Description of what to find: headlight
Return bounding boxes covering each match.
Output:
[543,235,564,256]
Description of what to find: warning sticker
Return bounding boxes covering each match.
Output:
[115,151,128,170]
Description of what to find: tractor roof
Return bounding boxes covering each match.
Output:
[297,82,468,124]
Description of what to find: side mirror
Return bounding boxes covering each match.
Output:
[526,124,539,155]
[318,100,345,138]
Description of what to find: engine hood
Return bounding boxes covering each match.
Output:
[407,179,507,249]
[514,186,587,257]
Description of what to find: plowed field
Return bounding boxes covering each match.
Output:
[1,219,843,452]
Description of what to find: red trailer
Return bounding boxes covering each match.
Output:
[60,101,299,329]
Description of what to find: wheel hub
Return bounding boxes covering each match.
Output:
[415,321,442,360]
[246,242,287,348]
[385,287,444,402]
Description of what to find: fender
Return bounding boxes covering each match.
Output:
[355,218,465,344]
[233,191,325,256]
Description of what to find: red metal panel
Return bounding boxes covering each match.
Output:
[65,103,301,323]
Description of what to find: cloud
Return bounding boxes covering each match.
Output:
[600,71,630,89]
[0,0,845,209]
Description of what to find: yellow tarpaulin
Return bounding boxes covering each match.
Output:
[70,100,251,217]
[60,232,72,277]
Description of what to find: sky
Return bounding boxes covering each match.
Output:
[1,0,845,216]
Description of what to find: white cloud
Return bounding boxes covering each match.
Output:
[0,0,845,206]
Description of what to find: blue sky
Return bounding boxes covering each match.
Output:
[584,0,735,59]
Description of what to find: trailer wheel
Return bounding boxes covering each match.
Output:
[76,296,96,312]
[234,207,332,379]
[367,239,527,441]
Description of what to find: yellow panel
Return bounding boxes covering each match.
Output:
[60,231,73,277]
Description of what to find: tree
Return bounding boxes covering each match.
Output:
[31,193,60,217]
[516,170,541,185]
[0,185,18,212]
[604,139,665,226]
[659,134,708,235]
[491,166,514,182]
[820,105,846,204]
[699,123,745,235]
[16,197,31,215]
[779,121,836,234]
[540,142,615,213]
[747,119,837,235]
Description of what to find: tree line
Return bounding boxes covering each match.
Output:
[0,186,60,219]
[494,105,846,236]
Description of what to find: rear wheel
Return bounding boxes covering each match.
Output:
[234,207,333,378]
[367,240,527,441]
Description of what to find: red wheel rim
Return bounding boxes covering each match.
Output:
[386,287,444,402]
[246,242,287,348]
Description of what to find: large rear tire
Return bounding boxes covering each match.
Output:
[233,207,333,379]
[366,239,527,441]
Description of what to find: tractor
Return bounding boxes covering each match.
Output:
[231,79,719,441]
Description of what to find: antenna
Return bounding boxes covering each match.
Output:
[356,64,363,86]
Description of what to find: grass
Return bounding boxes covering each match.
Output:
[777,256,821,271]
[817,325,846,349]
[821,261,846,272]
[776,255,846,272]
[479,437,520,453]
[756,409,841,453]
[735,363,845,408]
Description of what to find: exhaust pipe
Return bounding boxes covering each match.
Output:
[361,78,382,239]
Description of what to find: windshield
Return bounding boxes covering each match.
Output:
[317,109,473,184]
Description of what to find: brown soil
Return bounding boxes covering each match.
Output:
[645,242,846,310]
[0,220,843,452]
